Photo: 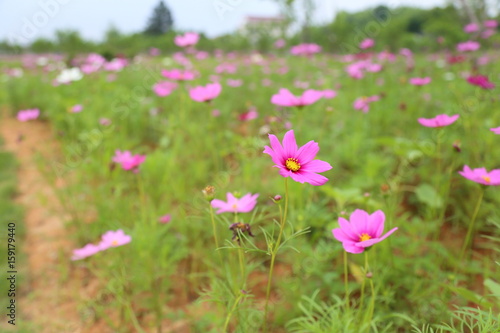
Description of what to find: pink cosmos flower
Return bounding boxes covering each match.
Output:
[409,77,432,86]
[263,130,332,186]
[467,75,495,89]
[100,118,112,126]
[211,193,259,214]
[175,32,199,48]
[332,209,397,254]
[71,243,101,261]
[216,63,237,74]
[274,39,286,49]
[271,89,323,107]
[290,43,322,56]
[17,109,40,122]
[484,20,498,29]
[490,127,500,134]
[457,41,480,52]
[158,214,172,224]
[239,109,258,121]
[321,90,337,99]
[153,81,178,96]
[149,47,160,56]
[227,79,243,87]
[112,150,146,172]
[360,38,375,50]
[400,48,413,58]
[464,23,480,33]
[458,165,500,186]
[353,96,380,113]
[418,114,459,128]
[104,58,127,72]
[482,29,495,39]
[212,109,221,117]
[99,229,132,250]
[71,104,83,113]
[189,82,222,103]
[161,69,196,81]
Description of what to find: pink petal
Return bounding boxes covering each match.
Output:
[343,242,365,254]
[370,210,386,238]
[349,209,370,235]
[301,159,332,173]
[291,171,328,186]
[295,141,319,164]
[282,130,298,157]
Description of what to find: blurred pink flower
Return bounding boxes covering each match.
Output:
[161,69,196,81]
[418,114,459,127]
[467,75,495,89]
[290,43,322,56]
[99,118,112,126]
[400,48,413,57]
[211,193,259,214]
[457,41,480,52]
[158,214,172,224]
[481,29,495,39]
[149,48,160,56]
[274,39,286,48]
[227,79,243,87]
[189,82,222,102]
[17,109,40,122]
[216,63,237,74]
[99,229,132,250]
[409,77,432,86]
[490,127,500,134]
[71,243,101,261]
[464,23,480,33]
[359,38,375,50]
[239,109,258,121]
[71,104,83,113]
[484,20,498,29]
[153,81,178,96]
[113,150,146,172]
[175,32,199,48]
[332,209,397,254]
[212,109,221,117]
[271,88,323,107]
[321,90,337,99]
[104,58,127,71]
[353,96,380,113]
[263,130,332,186]
[459,166,500,186]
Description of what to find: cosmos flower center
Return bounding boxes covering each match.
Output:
[482,176,491,183]
[111,240,119,246]
[232,203,238,209]
[285,158,301,172]
[359,233,372,242]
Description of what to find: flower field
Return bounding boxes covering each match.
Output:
[1,33,500,333]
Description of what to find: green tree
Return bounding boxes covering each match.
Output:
[144,1,174,35]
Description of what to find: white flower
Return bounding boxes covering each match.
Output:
[56,68,83,84]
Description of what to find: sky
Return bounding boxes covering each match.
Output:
[0,0,446,44]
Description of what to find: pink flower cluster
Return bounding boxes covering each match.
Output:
[71,229,132,260]
[189,82,222,102]
[153,81,178,97]
[353,96,380,113]
[467,75,495,90]
[175,32,199,48]
[271,89,324,107]
[290,43,322,56]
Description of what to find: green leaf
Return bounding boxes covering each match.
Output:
[415,183,443,208]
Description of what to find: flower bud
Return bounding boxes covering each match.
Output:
[202,185,215,201]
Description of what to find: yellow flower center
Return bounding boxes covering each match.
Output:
[285,158,301,172]
[482,176,491,183]
[359,233,372,242]
[111,240,119,246]
[232,203,238,209]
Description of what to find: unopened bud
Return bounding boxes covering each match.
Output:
[366,272,373,278]
[453,140,461,153]
[273,194,282,202]
[202,185,215,201]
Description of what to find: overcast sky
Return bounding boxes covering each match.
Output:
[0,0,445,44]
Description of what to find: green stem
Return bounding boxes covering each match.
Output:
[223,291,245,332]
[458,189,484,264]
[263,178,289,332]
[344,251,350,311]
[209,205,221,262]
[365,252,375,330]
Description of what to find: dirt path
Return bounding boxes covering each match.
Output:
[0,115,85,332]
